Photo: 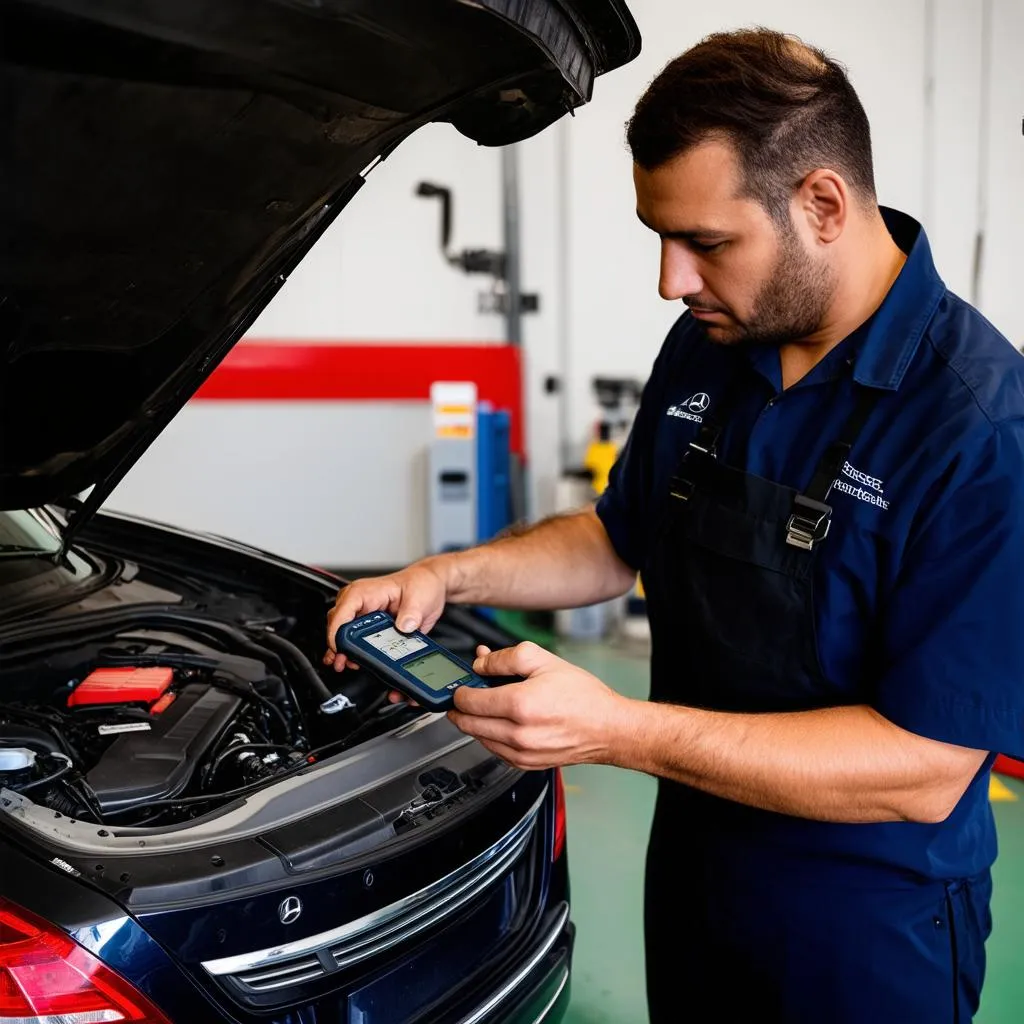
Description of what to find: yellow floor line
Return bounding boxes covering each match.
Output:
[564,784,583,795]
[990,775,1019,802]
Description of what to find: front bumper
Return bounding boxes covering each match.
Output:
[457,903,573,1024]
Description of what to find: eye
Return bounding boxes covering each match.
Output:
[690,240,727,254]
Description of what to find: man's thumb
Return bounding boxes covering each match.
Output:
[395,598,428,634]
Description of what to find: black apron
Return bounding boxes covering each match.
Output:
[640,365,988,1023]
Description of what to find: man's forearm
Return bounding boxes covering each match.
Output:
[432,507,636,611]
[609,700,987,824]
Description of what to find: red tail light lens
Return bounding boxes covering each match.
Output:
[553,767,567,861]
[0,898,172,1023]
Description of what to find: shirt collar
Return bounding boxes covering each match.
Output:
[742,207,946,393]
[852,207,946,391]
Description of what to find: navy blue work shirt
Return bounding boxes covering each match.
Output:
[597,207,1024,881]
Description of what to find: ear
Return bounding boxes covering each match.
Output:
[793,169,848,244]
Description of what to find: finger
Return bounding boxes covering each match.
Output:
[473,641,553,679]
[419,608,445,635]
[447,710,520,745]
[452,679,523,719]
[326,582,394,652]
[475,645,492,658]
[394,590,440,634]
[326,591,368,653]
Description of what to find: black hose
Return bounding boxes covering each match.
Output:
[250,629,334,706]
[328,693,413,753]
[0,706,77,759]
[18,754,73,792]
[205,678,293,743]
[69,778,106,823]
[206,743,295,786]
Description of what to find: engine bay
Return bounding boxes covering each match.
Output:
[0,613,412,828]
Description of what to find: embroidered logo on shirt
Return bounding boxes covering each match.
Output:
[833,460,890,510]
[667,392,711,424]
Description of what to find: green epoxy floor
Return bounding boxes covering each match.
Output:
[540,635,1024,1024]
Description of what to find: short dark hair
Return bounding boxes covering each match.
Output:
[626,28,877,224]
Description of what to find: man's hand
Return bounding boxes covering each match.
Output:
[447,642,631,770]
[324,560,450,672]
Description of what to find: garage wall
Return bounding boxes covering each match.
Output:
[247,122,506,343]
[977,0,1024,348]
[108,0,1021,570]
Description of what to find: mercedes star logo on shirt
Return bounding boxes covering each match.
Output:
[687,392,711,414]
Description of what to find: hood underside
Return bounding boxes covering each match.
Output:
[0,0,639,512]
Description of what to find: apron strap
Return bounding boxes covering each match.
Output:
[688,365,752,458]
[784,385,882,550]
[668,360,753,502]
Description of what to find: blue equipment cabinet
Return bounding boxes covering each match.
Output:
[476,402,512,543]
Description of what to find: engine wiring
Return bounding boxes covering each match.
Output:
[0,609,439,828]
[17,752,73,792]
[101,729,379,817]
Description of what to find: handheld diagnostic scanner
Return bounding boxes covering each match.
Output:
[336,611,491,711]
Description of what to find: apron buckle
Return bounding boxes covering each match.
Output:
[669,475,695,502]
[785,495,832,550]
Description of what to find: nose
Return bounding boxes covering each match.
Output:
[659,240,704,301]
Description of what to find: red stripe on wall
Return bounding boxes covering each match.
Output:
[994,754,1024,781]
[193,342,524,453]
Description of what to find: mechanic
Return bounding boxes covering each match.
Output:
[325,28,1024,1023]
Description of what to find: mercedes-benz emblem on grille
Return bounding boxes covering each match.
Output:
[278,896,303,925]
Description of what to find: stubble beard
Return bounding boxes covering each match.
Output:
[694,225,837,348]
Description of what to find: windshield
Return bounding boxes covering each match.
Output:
[0,508,63,556]
[0,509,98,618]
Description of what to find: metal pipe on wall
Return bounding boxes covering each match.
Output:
[500,145,528,521]
[501,145,523,347]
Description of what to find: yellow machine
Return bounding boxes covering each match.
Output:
[582,437,620,496]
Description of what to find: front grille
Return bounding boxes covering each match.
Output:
[203,787,546,996]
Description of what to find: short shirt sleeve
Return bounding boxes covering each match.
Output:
[874,419,1024,759]
[595,320,687,571]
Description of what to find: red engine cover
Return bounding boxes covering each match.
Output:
[67,667,174,708]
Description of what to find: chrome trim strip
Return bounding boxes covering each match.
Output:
[531,966,570,1024]
[242,965,324,990]
[331,822,533,971]
[202,785,547,977]
[238,957,320,984]
[456,903,571,1024]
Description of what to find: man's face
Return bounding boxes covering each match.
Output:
[633,139,835,346]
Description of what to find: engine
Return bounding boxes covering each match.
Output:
[0,621,379,827]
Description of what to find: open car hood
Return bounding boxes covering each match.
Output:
[0,0,639,520]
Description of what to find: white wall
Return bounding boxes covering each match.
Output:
[248,122,506,343]
[109,403,432,568]
[108,0,1022,570]
[978,0,1024,347]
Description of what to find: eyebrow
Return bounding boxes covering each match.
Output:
[635,210,729,241]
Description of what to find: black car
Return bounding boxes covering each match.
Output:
[0,1,639,1021]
